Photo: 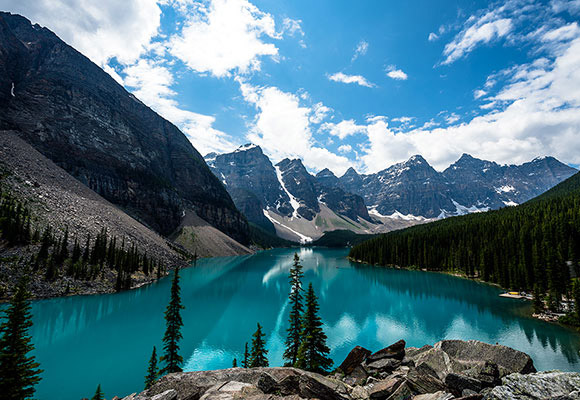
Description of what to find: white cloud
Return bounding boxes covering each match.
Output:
[327,72,375,88]
[338,144,352,153]
[124,59,237,155]
[359,34,580,172]
[169,0,280,77]
[474,89,487,99]
[445,113,460,124]
[541,22,580,42]
[428,32,439,41]
[352,40,369,61]
[282,17,304,36]
[551,0,580,15]
[3,0,162,66]
[386,66,408,80]
[392,116,414,124]
[237,80,353,175]
[320,120,366,139]
[310,102,333,124]
[442,16,513,65]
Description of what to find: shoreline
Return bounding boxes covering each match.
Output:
[347,255,578,330]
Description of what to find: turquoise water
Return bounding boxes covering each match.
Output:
[22,248,580,399]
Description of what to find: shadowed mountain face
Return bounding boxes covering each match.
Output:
[0,12,248,243]
[206,145,370,232]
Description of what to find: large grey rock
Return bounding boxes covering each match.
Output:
[444,373,483,396]
[411,348,454,380]
[368,377,404,399]
[484,371,580,400]
[367,340,406,363]
[385,382,412,400]
[137,368,349,400]
[435,340,535,377]
[412,392,453,400]
[339,346,372,375]
[366,358,401,373]
[406,368,447,394]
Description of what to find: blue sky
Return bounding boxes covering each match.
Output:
[4,0,580,174]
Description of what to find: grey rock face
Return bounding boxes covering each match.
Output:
[207,145,370,225]
[334,154,576,219]
[0,12,249,243]
[484,371,580,400]
[435,340,536,377]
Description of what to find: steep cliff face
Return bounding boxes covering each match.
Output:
[0,12,249,244]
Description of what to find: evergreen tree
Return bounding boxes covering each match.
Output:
[295,283,332,374]
[283,253,304,366]
[91,384,104,400]
[573,280,580,321]
[144,346,159,390]
[232,358,237,368]
[242,342,249,368]
[0,278,43,400]
[533,284,544,314]
[249,323,268,368]
[160,267,184,374]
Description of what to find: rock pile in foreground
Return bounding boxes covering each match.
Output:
[121,340,580,400]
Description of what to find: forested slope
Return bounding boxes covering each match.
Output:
[349,172,580,302]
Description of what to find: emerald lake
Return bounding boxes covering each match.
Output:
[26,248,580,399]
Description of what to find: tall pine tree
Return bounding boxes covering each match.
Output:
[91,384,104,400]
[249,323,268,368]
[242,342,249,368]
[283,253,304,366]
[144,346,159,389]
[0,278,42,400]
[295,283,332,374]
[160,267,184,374]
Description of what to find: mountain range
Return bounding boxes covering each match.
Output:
[0,11,250,259]
[206,145,577,243]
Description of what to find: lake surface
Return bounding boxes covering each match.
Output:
[24,248,580,399]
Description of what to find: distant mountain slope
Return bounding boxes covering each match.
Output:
[349,171,580,297]
[0,12,249,244]
[335,154,577,219]
[206,144,377,243]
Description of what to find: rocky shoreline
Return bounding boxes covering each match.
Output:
[120,339,580,400]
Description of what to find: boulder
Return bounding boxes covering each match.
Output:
[435,340,535,377]
[366,358,401,373]
[462,362,501,388]
[412,348,453,380]
[406,368,447,394]
[412,391,454,400]
[444,373,483,396]
[344,365,369,386]
[151,391,178,400]
[386,382,412,400]
[368,340,406,363]
[199,382,260,400]
[406,346,433,359]
[368,377,404,399]
[139,367,350,400]
[351,385,370,400]
[339,346,372,375]
[483,371,580,400]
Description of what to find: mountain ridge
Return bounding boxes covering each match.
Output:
[0,11,249,244]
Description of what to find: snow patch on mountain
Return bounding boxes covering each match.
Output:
[235,143,258,152]
[263,210,312,243]
[368,206,427,221]
[275,165,301,219]
[495,185,516,193]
